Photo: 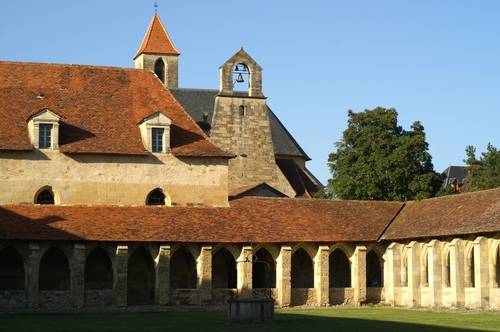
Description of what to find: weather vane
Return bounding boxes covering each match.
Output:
[154,1,158,15]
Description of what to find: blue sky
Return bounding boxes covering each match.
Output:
[1,1,499,183]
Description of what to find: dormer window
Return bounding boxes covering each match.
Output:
[39,124,53,149]
[27,108,60,150]
[139,112,172,154]
[151,128,164,153]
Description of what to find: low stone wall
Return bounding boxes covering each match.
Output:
[251,288,277,300]
[0,291,25,309]
[39,291,72,309]
[366,287,383,303]
[291,288,316,306]
[211,289,237,304]
[329,287,354,305]
[464,287,478,308]
[84,290,114,307]
[171,289,201,305]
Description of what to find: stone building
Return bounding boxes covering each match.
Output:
[0,14,499,311]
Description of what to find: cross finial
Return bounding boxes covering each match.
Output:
[154,1,158,15]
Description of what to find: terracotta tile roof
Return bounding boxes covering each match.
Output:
[134,15,180,59]
[381,188,500,241]
[0,61,232,158]
[0,198,403,243]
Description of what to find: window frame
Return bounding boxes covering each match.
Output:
[38,123,53,149]
[151,127,164,153]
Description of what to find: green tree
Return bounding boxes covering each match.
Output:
[463,143,500,192]
[327,107,442,201]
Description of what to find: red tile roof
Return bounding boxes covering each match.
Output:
[382,188,500,241]
[134,15,180,59]
[0,198,403,243]
[0,61,232,158]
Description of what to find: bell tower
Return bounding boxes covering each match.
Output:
[134,15,180,88]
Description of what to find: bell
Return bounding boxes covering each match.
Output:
[236,73,245,83]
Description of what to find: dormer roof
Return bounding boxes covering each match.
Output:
[134,15,180,59]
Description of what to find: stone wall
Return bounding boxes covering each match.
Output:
[0,151,228,207]
[0,237,499,311]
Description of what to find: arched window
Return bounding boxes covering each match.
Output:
[146,188,165,206]
[366,250,383,287]
[466,247,475,288]
[444,251,451,287]
[423,251,429,287]
[0,247,25,290]
[127,248,155,305]
[170,247,197,289]
[39,248,70,290]
[84,248,113,290]
[329,249,351,288]
[154,58,165,83]
[212,248,236,289]
[401,254,408,287]
[35,188,54,204]
[252,248,276,289]
[291,248,313,288]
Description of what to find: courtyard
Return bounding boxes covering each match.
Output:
[0,307,499,332]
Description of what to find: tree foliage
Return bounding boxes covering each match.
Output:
[463,143,500,192]
[327,107,442,201]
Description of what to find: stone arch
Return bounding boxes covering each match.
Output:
[154,58,165,83]
[465,243,475,288]
[329,248,351,288]
[291,248,314,288]
[252,247,276,288]
[170,246,197,289]
[127,247,155,305]
[442,246,451,287]
[212,247,237,289]
[366,250,383,287]
[0,247,25,290]
[34,185,58,205]
[84,247,113,290]
[39,247,70,290]
[422,247,430,287]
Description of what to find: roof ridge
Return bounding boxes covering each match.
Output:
[0,60,141,72]
[405,187,500,204]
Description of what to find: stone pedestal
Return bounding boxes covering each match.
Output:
[227,298,274,323]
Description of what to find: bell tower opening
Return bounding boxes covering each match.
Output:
[154,58,165,83]
[232,63,250,93]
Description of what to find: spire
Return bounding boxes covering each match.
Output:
[134,15,180,60]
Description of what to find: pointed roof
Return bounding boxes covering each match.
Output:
[134,15,180,59]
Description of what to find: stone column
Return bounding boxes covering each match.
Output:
[406,241,421,307]
[427,240,442,307]
[155,245,171,305]
[276,245,292,307]
[26,243,40,308]
[71,243,86,308]
[352,245,367,305]
[197,246,212,304]
[473,237,489,309]
[449,238,465,307]
[314,246,330,306]
[114,245,128,307]
[384,243,401,306]
[237,246,253,298]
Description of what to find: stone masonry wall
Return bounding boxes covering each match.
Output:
[0,151,228,207]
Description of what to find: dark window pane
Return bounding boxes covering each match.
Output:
[152,128,164,153]
[147,189,165,205]
[39,124,52,149]
[36,190,54,204]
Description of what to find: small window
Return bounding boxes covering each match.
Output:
[151,128,164,153]
[239,105,247,117]
[36,190,54,204]
[39,124,52,149]
[147,189,165,206]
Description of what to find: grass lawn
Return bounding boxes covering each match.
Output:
[0,307,499,332]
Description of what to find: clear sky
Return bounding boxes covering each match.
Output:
[1,1,499,183]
